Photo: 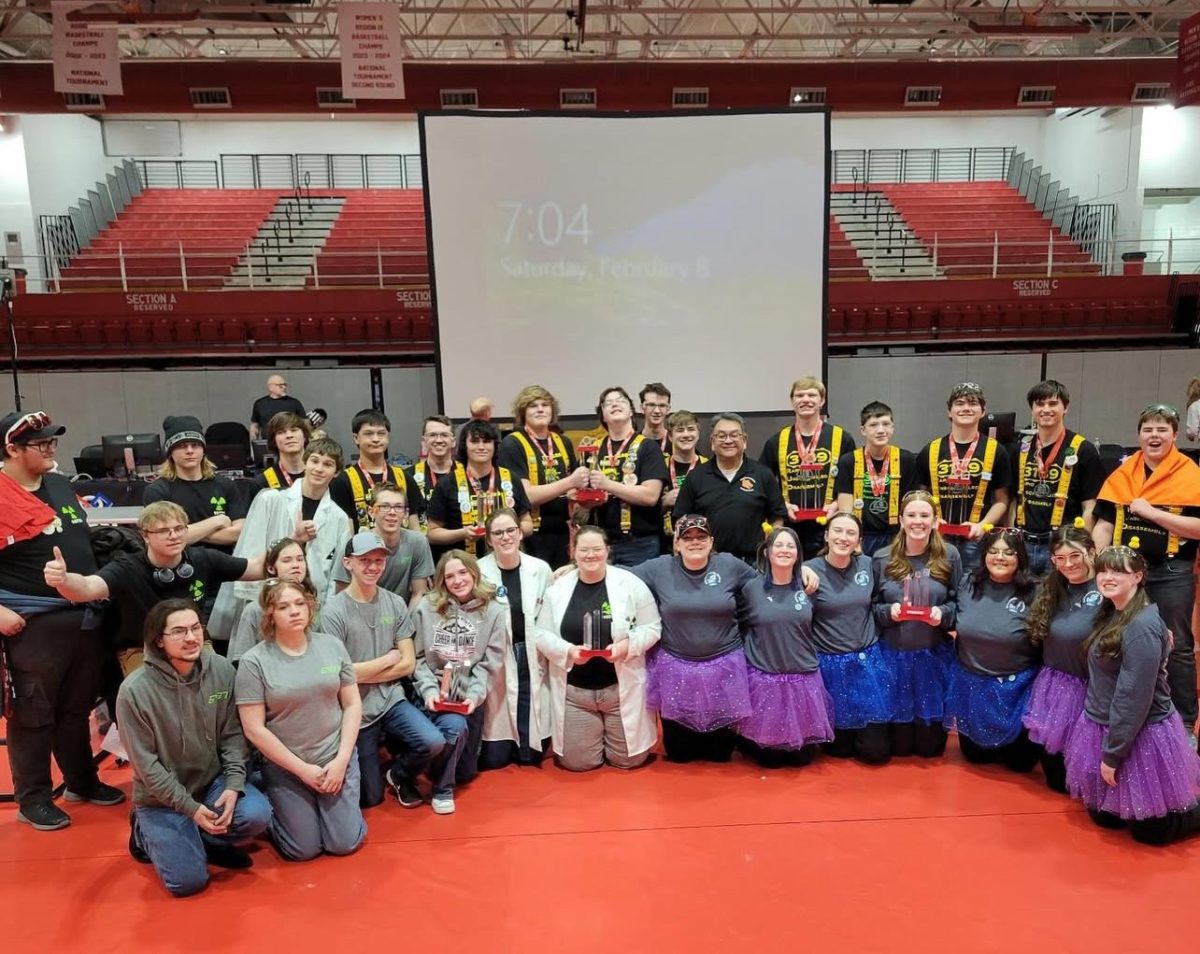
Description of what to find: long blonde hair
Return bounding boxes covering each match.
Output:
[885,490,953,584]
[428,550,496,615]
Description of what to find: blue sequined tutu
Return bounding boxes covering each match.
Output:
[944,659,1037,747]
[1022,666,1087,754]
[1065,711,1200,821]
[879,639,952,725]
[817,641,895,730]
[647,646,752,733]
[737,666,834,750]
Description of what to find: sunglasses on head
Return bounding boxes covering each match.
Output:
[1141,403,1179,422]
[5,411,50,446]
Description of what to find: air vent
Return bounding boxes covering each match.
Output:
[1018,86,1055,106]
[189,87,231,109]
[672,87,709,108]
[64,92,104,110]
[440,88,479,108]
[560,88,597,109]
[1132,83,1171,104]
[904,86,942,107]
[317,87,355,108]
[789,87,826,106]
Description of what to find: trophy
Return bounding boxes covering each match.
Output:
[433,661,470,713]
[469,490,490,537]
[791,463,829,521]
[897,572,936,623]
[578,608,613,660]
[575,437,607,505]
[935,488,972,539]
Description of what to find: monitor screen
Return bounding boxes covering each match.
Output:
[100,433,163,477]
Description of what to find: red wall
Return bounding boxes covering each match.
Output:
[0,59,1175,113]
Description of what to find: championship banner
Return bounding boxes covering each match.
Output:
[1179,11,1200,108]
[338,2,405,100]
[52,1,123,96]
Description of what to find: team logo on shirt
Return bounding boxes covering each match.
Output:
[935,459,987,479]
[189,580,206,602]
[785,448,834,470]
[207,690,231,704]
[1078,590,1102,609]
[704,572,721,586]
[854,570,870,587]
[209,495,227,514]
[60,504,85,526]
[738,477,756,492]
[793,591,808,610]
[320,664,341,674]
[1005,597,1027,615]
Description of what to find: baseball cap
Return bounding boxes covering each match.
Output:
[345,531,388,557]
[673,514,713,537]
[1,410,65,446]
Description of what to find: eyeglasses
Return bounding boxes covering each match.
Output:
[23,438,58,454]
[372,503,406,513]
[162,622,205,640]
[1050,551,1087,566]
[642,401,670,410]
[489,526,521,538]
[713,431,744,442]
[1140,403,1179,422]
[144,525,187,538]
[5,411,50,446]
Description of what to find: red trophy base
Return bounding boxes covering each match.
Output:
[792,508,827,521]
[433,699,470,714]
[575,489,607,505]
[578,648,613,661]
[939,522,971,538]
[897,605,937,623]
[469,526,487,537]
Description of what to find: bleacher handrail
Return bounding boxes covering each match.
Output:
[832,146,1015,185]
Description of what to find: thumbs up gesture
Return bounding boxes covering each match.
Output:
[294,506,317,543]
[44,546,69,588]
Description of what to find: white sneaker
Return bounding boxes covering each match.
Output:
[431,795,456,815]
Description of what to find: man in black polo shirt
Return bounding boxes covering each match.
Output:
[44,501,263,671]
[0,410,125,831]
[1009,380,1103,575]
[249,373,304,441]
[674,412,786,563]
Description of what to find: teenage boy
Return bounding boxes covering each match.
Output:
[256,411,312,491]
[835,401,918,558]
[639,382,673,456]
[1010,380,1103,575]
[659,410,707,552]
[331,410,423,533]
[333,483,434,608]
[760,376,856,559]
[323,532,446,809]
[916,382,1012,568]
[407,416,456,531]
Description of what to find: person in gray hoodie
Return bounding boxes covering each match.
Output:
[116,598,272,897]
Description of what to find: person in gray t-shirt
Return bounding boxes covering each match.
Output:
[235,580,366,861]
[332,485,434,608]
[323,532,446,809]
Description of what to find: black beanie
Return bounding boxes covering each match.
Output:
[163,415,206,453]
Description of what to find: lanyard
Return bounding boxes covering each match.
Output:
[1034,430,1068,481]
[865,451,889,497]
[795,424,822,465]
[948,433,980,479]
[525,428,559,467]
[467,469,495,498]
[604,433,635,469]
[669,455,698,486]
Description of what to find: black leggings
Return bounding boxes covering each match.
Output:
[822,725,891,765]
[1088,805,1200,846]
[958,729,1040,773]
[661,719,737,763]
[738,739,815,768]
[889,721,947,758]
[1039,749,1068,794]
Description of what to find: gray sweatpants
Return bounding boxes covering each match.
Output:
[261,756,367,861]
[559,683,650,772]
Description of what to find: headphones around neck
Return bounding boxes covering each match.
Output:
[153,560,195,585]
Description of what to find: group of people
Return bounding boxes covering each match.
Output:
[2,371,1200,898]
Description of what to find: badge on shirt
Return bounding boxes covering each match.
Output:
[739,477,756,492]
[704,571,722,586]
[854,570,870,587]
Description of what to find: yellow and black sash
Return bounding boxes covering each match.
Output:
[777,425,843,513]
[453,465,516,556]
[600,434,646,535]
[851,446,901,526]
[928,435,998,525]
[1016,433,1085,529]
[511,431,570,532]
[663,454,708,535]
[346,464,409,530]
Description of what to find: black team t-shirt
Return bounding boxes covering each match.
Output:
[250,395,305,431]
[559,578,616,690]
[585,435,669,540]
[143,475,248,554]
[1010,431,1103,535]
[497,432,579,535]
[0,474,97,596]
[915,436,1013,527]
[833,448,920,535]
[500,565,525,645]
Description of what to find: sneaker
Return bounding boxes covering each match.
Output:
[430,795,456,815]
[386,767,424,809]
[64,781,126,807]
[16,801,71,831]
[204,842,253,870]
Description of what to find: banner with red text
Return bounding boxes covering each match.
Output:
[339,2,406,100]
[52,1,122,96]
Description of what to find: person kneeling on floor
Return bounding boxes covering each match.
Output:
[117,598,272,897]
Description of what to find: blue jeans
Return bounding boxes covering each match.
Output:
[611,535,660,568]
[1147,559,1198,728]
[355,698,446,807]
[861,530,897,560]
[133,776,272,898]
[427,708,485,798]
[956,538,981,571]
[1025,541,1050,578]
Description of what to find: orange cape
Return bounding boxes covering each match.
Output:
[1097,446,1200,506]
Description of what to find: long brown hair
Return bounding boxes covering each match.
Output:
[885,490,953,584]
[1027,527,1095,644]
[1187,377,1200,409]
[1085,547,1150,659]
[429,550,496,615]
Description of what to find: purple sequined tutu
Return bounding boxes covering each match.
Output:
[737,666,834,750]
[1022,667,1087,754]
[1065,711,1200,821]
[879,639,952,725]
[647,646,752,733]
